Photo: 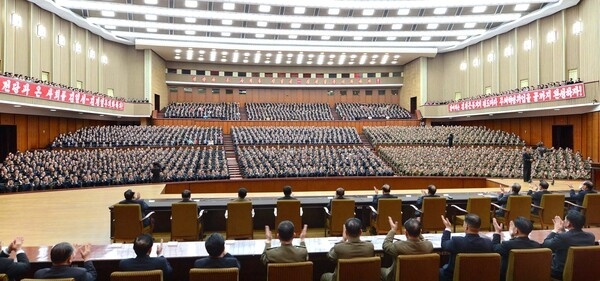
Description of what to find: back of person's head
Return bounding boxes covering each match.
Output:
[344,218,362,237]
[512,216,534,234]
[133,234,154,257]
[50,242,74,264]
[404,218,422,237]
[511,183,521,194]
[539,180,549,190]
[238,187,247,199]
[283,185,292,196]
[464,213,482,230]
[205,233,225,257]
[336,187,345,198]
[181,189,191,199]
[277,220,295,241]
[124,189,134,200]
[382,184,391,193]
[565,210,585,230]
[427,185,437,195]
[582,180,594,190]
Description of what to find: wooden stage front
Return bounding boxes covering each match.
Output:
[0,177,579,247]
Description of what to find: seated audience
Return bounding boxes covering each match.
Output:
[194,233,240,268]
[34,242,96,281]
[163,102,240,120]
[231,126,360,145]
[261,221,308,265]
[335,103,411,120]
[246,103,333,121]
[119,234,173,281]
[492,217,541,281]
[0,237,29,281]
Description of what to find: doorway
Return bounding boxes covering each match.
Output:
[154,94,161,111]
[0,125,17,162]
[410,96,417,114]
[552,125,573,149]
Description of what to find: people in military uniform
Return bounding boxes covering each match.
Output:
[320,218,375,281]
[260,220,308,265]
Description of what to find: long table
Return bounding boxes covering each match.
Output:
[110,191,575,234]
[17,228,600,281]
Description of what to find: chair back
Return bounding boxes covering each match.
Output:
[562,246,600,281]
[505,248,552,281]
[275,200,302,231]
[453,253,501,281]
[267,261,313,281]
[189,267,239,281]
[466,197,492,231]
[421,197,447,232]
[336,257,380,281]
[396,253,440,281]
[505,196,531,222]
[582,193,600,227]
[329,199,355,236]
[110,270,163,281]
[226,201,254,239]
[113,204,144,242]
[538,194,565,228]
[0,274,7,281]
[373,198,402,234]
[171,202,201,241]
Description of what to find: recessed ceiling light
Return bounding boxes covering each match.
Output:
[514,4,530,11]
[391,24,403,30]
[324,23,335,29]
[13,105,22,108]
[145,14,157,21]
[291,23,301,28]
[184,17,196,23]
[397,9,410,15]
[457,35,468,40]
[223,2,235,10]
[174,49,181,53]
[387,36,396,41]
[184,30,196,35]
[257,21,268,27]
[328,8,340,15]
[99,115,104,117]
[353,36,363,41]
[147,28,157,32]
[294,7,306,14]
[50,109,57,112]
[421,36,431,41]
[357,24,368,30]
[221,32,231,37]
[464,23,476,28]
[101,10,115,17]
[198,50,205,54]
[321,35,331,40]
[104,25,116,30]
[144,0,158,4]
[472,6,487,13]
[427,23,439,29]
[289,34,298,39]
[256,34,265,38]
[393,54,400,58]
[222,19,233,25]
[362,9,375,16]
[184,0,198,8]
[258,5,271,13]
[433,7,447,15]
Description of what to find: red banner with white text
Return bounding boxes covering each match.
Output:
[0,76,125,111]
[447,83,585,112]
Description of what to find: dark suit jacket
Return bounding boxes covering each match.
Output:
[415,194,440,208]
[527,190,552,214]
[492,234,541,281]
[440,230,494,281]
[542,229,596,279]
[194,253,240,269]
[569,189,597,207]
[371,194,397,210]
[34,261,97,281]
[0,250,30,281]
[119,256,173,281]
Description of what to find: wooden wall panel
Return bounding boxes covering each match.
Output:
[15,115,28,151]
[27,116,38,150]
[38,116,50,148]
[0,113,15,125]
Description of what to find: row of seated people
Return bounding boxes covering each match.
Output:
[50,125,224,148]
[424,78,583,105]
[334,103,412,120]
[231,126,361,145]
[236,145,394,178]
[3,211,596,281]
[0,146,229,192]
[246,103,334,121]
[378,145,591,179]
[162,102,241,120]
[0,72,146,103]
[364,125,525,146]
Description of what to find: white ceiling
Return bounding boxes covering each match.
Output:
[30,0,579,67]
